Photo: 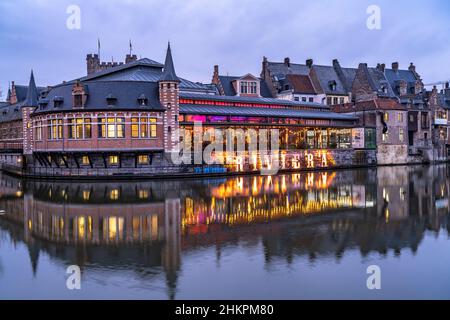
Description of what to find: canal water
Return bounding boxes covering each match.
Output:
[1,165,450,299]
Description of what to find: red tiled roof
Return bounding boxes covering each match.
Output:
[331,98,405,113]
[286,74,317,94]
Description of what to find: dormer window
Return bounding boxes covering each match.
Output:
[137,94,148,106]
[328,81,337,91]
[53,96,64,108]
[381,85,388,94]
[106,93,117,106]
[39,99,49,109]
[74,94,83,108]
[240,81,258,94]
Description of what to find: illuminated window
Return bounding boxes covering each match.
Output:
[81,155,90,165]
[35,121,43,140]
[131,116,157,138]
[98,117,125,138]
[109,155,119,165]
[138,155,148,164]
[384,112,389,122]
[68,118,91,139]
[48,119,63,140]
[399,128,404,142]
[382,132,389,142]
[397,113,403,122]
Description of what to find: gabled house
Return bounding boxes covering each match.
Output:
[382,62,430,151]
[333,62,408,165]
[211,65,273,98]
[261,57,355,106]
[427,83,450,160]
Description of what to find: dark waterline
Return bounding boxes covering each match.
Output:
[1,165,450,299]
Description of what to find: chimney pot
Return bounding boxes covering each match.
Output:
[284,57,290,67]
[392,62,399,71]
[306,59,313,68]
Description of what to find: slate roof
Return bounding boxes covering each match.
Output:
[180,92,329,110]
[267,62,310,79]
[159,43,180,82]
[438,92,450,109]
[34,81,164,114]
[217,75,273,98]
[10,85,46,102]
[266,60,355,96]
[23,71,39,107]
[180,104,357,122]
[313,65,348,95]
[0,102,24,123]
[384,68,420,96]
[63,58,215,94]
[366,67,397,98]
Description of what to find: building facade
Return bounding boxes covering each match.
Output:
[0,45,447,177]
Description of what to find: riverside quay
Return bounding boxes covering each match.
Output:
[1,44,449,178]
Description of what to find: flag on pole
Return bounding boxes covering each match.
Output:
[97,38,101,58]
[129,39,133,55]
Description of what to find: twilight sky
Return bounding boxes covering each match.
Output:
[1,0,450,100]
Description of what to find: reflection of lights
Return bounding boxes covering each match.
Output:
[307,172,314,187]
[28,219,32,230]
[292,155,300,169]
[0,210,5,215]
[281,153,286,169]
[321,152,327,167]
[15,191,23,197]
[306,152,314,168]
[82,190,90,201]
[385,209,390,223]
[110,189,119,200]
[382,188,389,202]
[399,187,405,201]
[138,189,149,199]
[78,216,85,238]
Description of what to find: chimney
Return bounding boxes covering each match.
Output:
[445,82,449,89]
[284,57,290,67]
[306,59,313,68]
[408,62,416,73]
[125,54,138,64]
[212,65,219,84]
[392,62,399,72]
[261,56,268,80]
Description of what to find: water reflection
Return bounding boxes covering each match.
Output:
[0,165,450,299]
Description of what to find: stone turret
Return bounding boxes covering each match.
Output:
[159,43,180,155]
[22,70,39,163]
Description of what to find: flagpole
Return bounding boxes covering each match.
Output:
[98,38,101,60]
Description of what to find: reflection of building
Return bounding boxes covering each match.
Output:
[1,166,450,297]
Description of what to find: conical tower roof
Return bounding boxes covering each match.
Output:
[23,70,39,107]
[159,43,180,82]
